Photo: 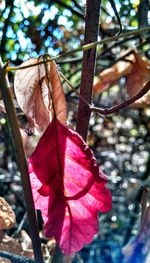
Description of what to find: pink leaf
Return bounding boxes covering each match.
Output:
[28,118,112,254]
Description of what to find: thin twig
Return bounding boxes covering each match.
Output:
[59,71,91,106]
[6,27,150,72]
[109,0,122,35]
[12,213,27,237]
[81,26,150,51]
[90,80,150,115]
[55,0,83,19]
[99,35,139,57]
[97,49,135,74]
[0,59,44,263]
[140,186,149,224]
[60,72,150,117]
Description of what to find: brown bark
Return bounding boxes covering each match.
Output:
[76,0,101,141]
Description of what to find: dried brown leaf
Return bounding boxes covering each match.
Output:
[0,230,34,259]
[0,198,16,230]
[126,53,150,108]
[48,60,67,125]
[0,230,22,255]
[93,49,150,108]
[14,58,67,132]
[93,51,135,94]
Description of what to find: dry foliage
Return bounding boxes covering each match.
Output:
[0,230,34,259]
[126,52,150,108]
[0,198,34,259]
[0,197,16,230]
[0,231,23,256]
[14,57,67,132]
[93,49,150,108]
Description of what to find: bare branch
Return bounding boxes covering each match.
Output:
[7,27,150,72]
[109,0,122,35]
[90,80,150,115]
[55,0,83,19]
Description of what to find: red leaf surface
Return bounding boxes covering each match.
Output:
[28,118,112,254]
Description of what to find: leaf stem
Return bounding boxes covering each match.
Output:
[0,59,44,263]
[60,72,150,116]
[59,71,91,107]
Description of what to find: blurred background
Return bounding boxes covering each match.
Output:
[0,0,150,262]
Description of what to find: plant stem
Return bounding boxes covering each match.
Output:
[109,0,122,35]
[60,73,150,116]
[6,27,150,72]
[140,186,149,224]
[60,71,91,106]
[76,0,101,140]
[90,80,150,115]
[0,60,44,263]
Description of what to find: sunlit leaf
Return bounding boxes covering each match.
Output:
[29,118,112,254]
[14,58,67,132]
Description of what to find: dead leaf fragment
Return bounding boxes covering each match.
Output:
[0,256,12,263]
[93,49,150,108]
[48,60,67,125]
[14,57,67,132]
[0,197,16,229]
[0,100,6,113]
[0,231,22,256]
[93,50,135,94]
[126,53,150,108]
[0,230,34,259]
